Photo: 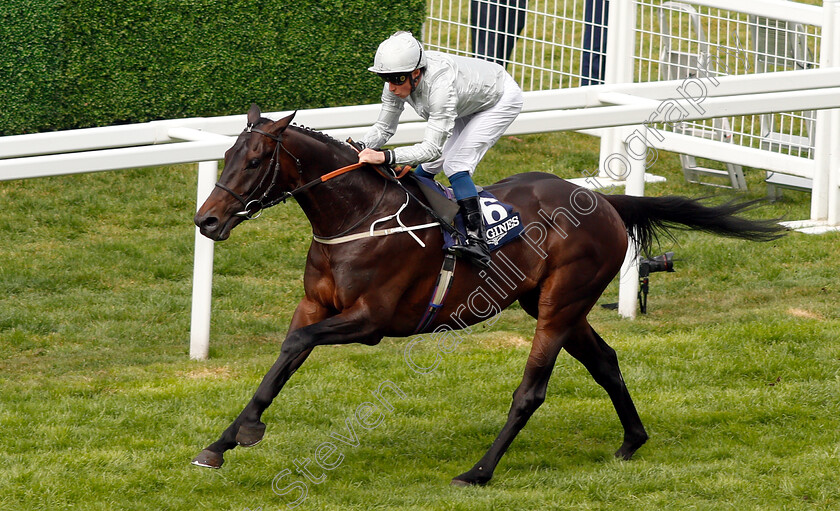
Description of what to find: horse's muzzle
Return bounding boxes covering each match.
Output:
[194,211,233,241]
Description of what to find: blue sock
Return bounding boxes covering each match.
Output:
[448,171,478,201]
[413,164,435,181]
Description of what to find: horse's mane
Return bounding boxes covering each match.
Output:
[288,123,354,156]
[252,116,353,156]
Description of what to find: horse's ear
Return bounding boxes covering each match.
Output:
[247,103,262,125]
[276,110,296,130]
[270,110,297,134]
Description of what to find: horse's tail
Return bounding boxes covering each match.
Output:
[602,194,788,255]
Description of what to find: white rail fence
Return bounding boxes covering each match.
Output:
[2,0,839,359]
[428,0,839,218]
[427,0,840,316]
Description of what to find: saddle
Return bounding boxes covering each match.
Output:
[411,174,524,252]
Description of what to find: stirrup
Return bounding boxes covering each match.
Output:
[450,239,491,269]
[453,196,491,268]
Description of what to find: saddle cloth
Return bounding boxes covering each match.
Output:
[413,175,524,251]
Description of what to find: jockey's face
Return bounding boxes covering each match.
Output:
[388,69,421,99]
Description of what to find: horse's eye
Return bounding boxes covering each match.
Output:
[247,158,261,169]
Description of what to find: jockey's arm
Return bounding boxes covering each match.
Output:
[358,120,450,166]
[388,82,457,166]
[360,85,456,167]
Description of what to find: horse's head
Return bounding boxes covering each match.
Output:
[195,104,299,241]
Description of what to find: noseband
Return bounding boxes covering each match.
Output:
[214,123,302,220]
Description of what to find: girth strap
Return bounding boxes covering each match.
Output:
[313,222,439,245]
[413,253,457,335]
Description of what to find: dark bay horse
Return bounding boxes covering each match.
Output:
[191,104,784,486]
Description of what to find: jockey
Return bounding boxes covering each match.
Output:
[358,31,524,268]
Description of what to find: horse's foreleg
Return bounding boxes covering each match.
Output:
[451,326,565,486]
[564,324,648,460]
[192,304,382,469]
[191,347,314,469]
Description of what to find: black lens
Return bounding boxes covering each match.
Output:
[639,252,675,277]
[379,73,408,85]
[649,252,675,273]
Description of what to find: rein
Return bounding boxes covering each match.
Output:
[214,124,371,221]
[215,125,448,245]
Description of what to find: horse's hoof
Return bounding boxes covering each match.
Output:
[615,432,649,460]
[450,469,491,487]
[191,449,224,469]
[236,422,266,447]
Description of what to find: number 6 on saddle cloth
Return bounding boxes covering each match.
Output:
[413,174,524,251]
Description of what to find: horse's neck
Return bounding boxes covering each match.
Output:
[289,134,394,237]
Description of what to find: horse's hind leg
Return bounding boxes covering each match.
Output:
[451,325,565,487]
[564,324,648,460]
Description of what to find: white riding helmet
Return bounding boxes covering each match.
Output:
[368,31,427,74]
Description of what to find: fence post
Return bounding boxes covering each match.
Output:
[828,108,840,226]
[598,0,627,178]
[811,0,838,222]
[189,160,217,360]
[826,0,840,226]
[601,0,643,318]
[617,127,646,318]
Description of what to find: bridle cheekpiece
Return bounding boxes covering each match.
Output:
[214,122,302,220]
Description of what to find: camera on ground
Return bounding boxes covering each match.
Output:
[638,252,675,313]
[638,252,675,277]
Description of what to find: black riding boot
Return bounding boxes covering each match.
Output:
[451,197,491,269]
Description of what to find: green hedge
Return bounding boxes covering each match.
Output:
[1,0,425,135]
[0,1,64,136]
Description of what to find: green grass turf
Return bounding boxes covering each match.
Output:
[1,131,838,510]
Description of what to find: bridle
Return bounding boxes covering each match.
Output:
[213,123,304,220]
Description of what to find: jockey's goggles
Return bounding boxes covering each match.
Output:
[378,72,410,85]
